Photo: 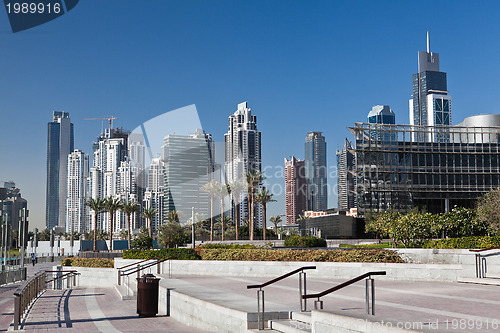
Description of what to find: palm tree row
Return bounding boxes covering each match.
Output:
[85,197,158,251]
[201,168,275,241]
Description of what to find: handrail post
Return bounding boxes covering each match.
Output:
[14,294,20,330]
[136,264,140,279]
[257,288,265,330]
[299,271,307,312]
[366,277,375,315]
[314,297,323,310]
[118,269,121,285]
[157,258,160,274]
[482,257,487,278]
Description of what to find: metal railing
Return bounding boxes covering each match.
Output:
[0,267,27,286]
[247,266,316,330]
[469,246,500,278]
[13,271,46,330]
[117,257,161,285]
[45,270,79,289]
[302,271,386,315]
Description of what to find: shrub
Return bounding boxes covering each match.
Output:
[424,236,500,249]
[196,243,258,249]
[61,257,114,268]
[198,248,404,263]
[123,248,201,260]
[284,236,326,248]
[132,236,154,250]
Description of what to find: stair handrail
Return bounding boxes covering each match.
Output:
[469,247,500,278]
[247,266,316,331]
[247,266,316,289]
[13,271,46,330]
[303,271,386,315]
[117,257,160,270]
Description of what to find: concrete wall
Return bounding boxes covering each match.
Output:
[58,266,117,287]
[114,258,472,282]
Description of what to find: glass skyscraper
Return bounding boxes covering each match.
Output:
[367,105,396,141]
[46,111,74,230]
[409,32,452,142]
[305,131,327,211]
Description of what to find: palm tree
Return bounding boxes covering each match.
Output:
[85,197,105,252]
[255,188,276,240]
[269,215,283,233]
[104,197,123,251]
[141,207,158,238]
[297,214,309,236]
[246,169,265,241]
[166,210,181,223]
[213,181,229,241]
[120,201,140,249]
[228,180,246,241]
[201,179,218,241]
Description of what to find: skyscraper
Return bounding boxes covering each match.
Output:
[368,105,396,141]
[336,138,356,211]
[163,129,215,222]
[65,149,89,233]
[225,102,262,227]
[284,157,306,225]
[304,132,327,211]
[46,111,74,230]
[409,32,452,142]
[143,157,165,234]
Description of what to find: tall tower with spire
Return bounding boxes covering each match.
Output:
[409,32,452,142]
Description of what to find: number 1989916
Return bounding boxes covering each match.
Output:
[6,2,61,14]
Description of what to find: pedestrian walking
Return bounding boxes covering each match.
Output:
[31,253,36,266]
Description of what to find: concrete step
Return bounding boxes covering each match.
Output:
[458,277,500,286]
[290,311,311,324]
[114,284,136,300]
[269,319,311,333]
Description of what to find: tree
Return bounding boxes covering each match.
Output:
[477,188,500,234]
[120,201,140,249]
[214,181,229,241]
[158,221,189,248]
[166,210,181,223]
[85,198,106,251]
[269,215,283,233]
[104,197,123,251]
[254,188,276,240]
[297,215,309,236]
[246,169,265,241]
[141,207,158,238]
[228,180,246,241]
[201,180,218,241]
[216,215,233,239]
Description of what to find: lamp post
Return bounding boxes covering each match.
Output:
[3,212,7,268]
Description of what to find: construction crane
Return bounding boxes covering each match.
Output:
[84,116,117,135]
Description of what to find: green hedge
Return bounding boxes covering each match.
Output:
[196,243,258,249]
[424,236,500,249]
[123,248,201,260]
[284,236,327,248]
[61,257,114,268]
[198,248,404,263]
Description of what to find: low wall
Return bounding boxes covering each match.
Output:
[114,258,470,282]
[58,266,117,287]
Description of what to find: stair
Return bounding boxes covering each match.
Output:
[268,312,311,333]
[114,279,137,300]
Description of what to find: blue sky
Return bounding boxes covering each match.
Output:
[1,0,500,230]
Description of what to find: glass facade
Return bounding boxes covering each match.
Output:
[305,132,327,211]
[350,122,500,214]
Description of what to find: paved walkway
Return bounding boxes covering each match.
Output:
[20,287,207,332]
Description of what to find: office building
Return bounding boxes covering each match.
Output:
[336,138,356,211]
[65,149,89,233]
[305,131,327,211]
[224,102,262,227]
[143,157,165,234]
[368,105,396,141]
[46,111,74,229]
[349,118,500,214]
[163,129,215,222]
[284,157,306,225]
[409,32,452,142]
[0,182,27,231]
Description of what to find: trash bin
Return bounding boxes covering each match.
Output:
[136,273,160,317]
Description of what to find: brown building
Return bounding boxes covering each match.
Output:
[284,157,307,225]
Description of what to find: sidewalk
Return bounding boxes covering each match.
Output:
[20,286,207,332]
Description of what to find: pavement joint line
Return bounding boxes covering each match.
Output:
[84,287,122,333]
[227,276,500,323]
